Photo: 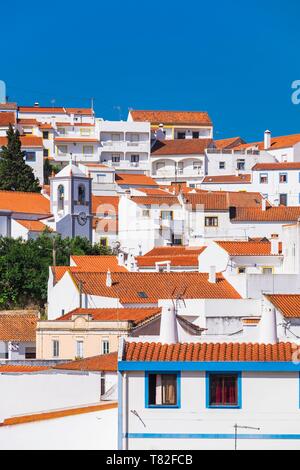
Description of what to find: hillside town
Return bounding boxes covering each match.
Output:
[1,89,300,450]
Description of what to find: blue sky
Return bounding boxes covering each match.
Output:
[1,0,300,141]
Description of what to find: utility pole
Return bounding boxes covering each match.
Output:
[234,424,260,450]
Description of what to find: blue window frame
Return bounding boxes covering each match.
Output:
[206,372,242,409]
[145,371,181,409]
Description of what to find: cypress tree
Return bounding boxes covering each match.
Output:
[0,124,41,192]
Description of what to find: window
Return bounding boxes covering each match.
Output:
[205,216,218,227]
[57,184,64,211]
[83,146,93,156]
[219,161,226,170]
[237,159,245,170]
[57,127,66,135]
[112,133,121,142]
[131,154,139,163]
[259,173,268,184]
[177,132,186,139]
[78,185,86,204]
[156,162,165,171]
[102,340,110,355]
[207,373,241,408]
[137,291,148,299]
[43,148,49,158]
[25,347,36,359]
[100,237,108,247]
[53,340,59,358]
[192,131,199,139]
[193,161,202,171]
[112,154,121,163]
[146,373,180,408]
[80,128,91,136]
[262,267,273,275]
[142,209,150,218]
[161,211,173,220]
[42,131,49,140]
[279,172,288,183]
[57,145,67,156]
[76,340,84,358]
[130,133,139,142]
[279,193,287,206]
[25,151,36,162]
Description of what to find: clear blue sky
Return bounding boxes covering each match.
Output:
[1,0,300,141]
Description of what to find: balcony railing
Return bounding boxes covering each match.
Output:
[206,148,260,156]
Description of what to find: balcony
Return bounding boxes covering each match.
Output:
[206,148,260,156]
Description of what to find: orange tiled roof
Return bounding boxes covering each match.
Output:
[0,103,17,110]
[0,365,48,373]
[19,106,93,116]
[57,307,161,324]
[0,112,16,126]
[202,174,252,184]
[54,352,118,372]
[216,241,282,256]
[252,162,300,171]
[130,110,212,126]
[184,192,229,211]
[137,246,206,268]
[0,402,117,427]
[234,133,300,151]
[71,271,241,303]
[0,191,50,215]
[15,219,49,232]
[0,314,37,342]
[0,135,43,148]
[115,173,158,187]
[231,206,300,222]
[70,255,127,272]
[151,138,212,156]
[131,195,180,206]
[214,137,245,150]
[38,123,53,130]
[123,341,296,362]
[18,118,39,125]
[92,195,119,215]
[265,294,300,318]
[145,246,206,256]
[54,137,99,143]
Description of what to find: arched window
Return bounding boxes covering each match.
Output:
[57,185,64,211]
[78,185,86,205]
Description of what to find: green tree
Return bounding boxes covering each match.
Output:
[0,234,112,310]
[0,124,41,192]
[43,158,60,185]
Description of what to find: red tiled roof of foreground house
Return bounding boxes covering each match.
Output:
[0,314,37,342]
[54,352,118,372]
[115,173,158,187]
[15,219,49,232]
[0,191,50,215]
[202,174,252,184]
[0,402,117,427]
[0,135,43,148]
[70,255,128,272]
[137,246,207,268]
[151,138,212,156]
[214,137,246,150]
[56,307,162,324]
[252,162,300,171]
[130,110,212,126]
[123,341,297,362]
[231,206,300,222]
[184,192,229,211]
[71,271,241,303]
[0,365,48,373]
[131,195,180,206]
[265,295,300,318]
[234,133,300,151]
[0,112,16,126]
[18,118,39,126]
[216,241,282,256]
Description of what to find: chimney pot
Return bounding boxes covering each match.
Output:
[264,130,271,150]
[209,265,216,283]
[160,303,178,344]
[106,270,112,287]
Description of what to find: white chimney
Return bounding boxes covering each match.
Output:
[259,301,278,344]
[106,270,112,287]
[34,102,40,107]
[262,197,267,211]
[160,303,178,344]
[70,113,75,126]
[264,130,271,150]
[209,265,216,283]
[270,234,280,255]
[118,252,125,266]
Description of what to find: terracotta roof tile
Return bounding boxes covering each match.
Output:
[130,110,212,126]
[0,365,48,373]
[92,195,119,215]
[137,246,207,268]
[71,271,241,303]
[231,206,300,222]
[123,341,296,362]
[15,219,49,232]
[216,241,282,256]
[202,174,252,184]
[234,134,300,151]
[0,136,43,148]
[54,352,118,372]
[266,294,300,318]
[70,255,127,272]
[131,195,180,206]
[0,112,16,126]
[56,307,161,325]
[151,138,212,156]
[184,192,229,211]
[253,162,300,171]
[0,191,50,215]
[19,107,93,116]
[0,314,37,342]
[214,137,245,150]
[54,137,99,143]
[115,173,158,187]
